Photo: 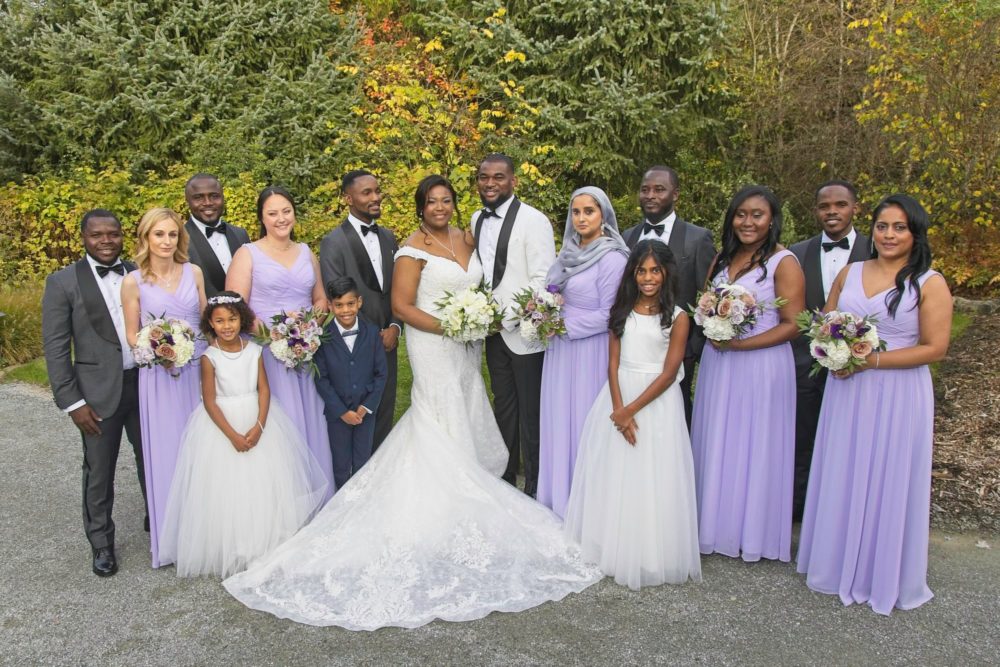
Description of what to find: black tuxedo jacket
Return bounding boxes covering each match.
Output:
[313,318,388,418]
[622,218,716,357]
[319,220,400,330]
[184,219,250,298]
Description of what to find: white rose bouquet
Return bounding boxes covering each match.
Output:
[510,285,567,348]
[690,283,787,342]
[253,307,332,374]
[133,314,197,376]
[795,309,886,377]
[435,284,503,343]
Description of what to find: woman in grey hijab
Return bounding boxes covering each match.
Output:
[537,186,630,517]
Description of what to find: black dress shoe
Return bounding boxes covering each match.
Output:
[144,515,150,532]
[92,546,118,577]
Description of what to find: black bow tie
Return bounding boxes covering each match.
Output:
[341,329,358,338]
[642,222,665,236]
[204,221,226,238]
[482,208,500,220]
[822,237,850,252]
[96,263,126,278]
[361,223,378,237]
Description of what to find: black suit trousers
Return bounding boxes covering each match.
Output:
[793,364,827,521]
[372,346,397,450]
[680,356,696,429]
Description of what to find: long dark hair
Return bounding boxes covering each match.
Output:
[871,193,933,318]
[256,185,297,239]
[608,240,679,338]
[711,185,783,284]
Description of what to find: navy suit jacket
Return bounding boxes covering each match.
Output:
[314,318,388,420]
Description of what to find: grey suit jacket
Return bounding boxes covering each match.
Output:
[319,220,400,330]
[184,219,250,298]
[623,218,716,357]
[42,258,135,418]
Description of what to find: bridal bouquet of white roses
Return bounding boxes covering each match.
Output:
[254,308,332,373]
[690,283,787,342]
[133,314,197,375]
[510,285,567,347]
[795,309,886,377]
[435,285,503,343]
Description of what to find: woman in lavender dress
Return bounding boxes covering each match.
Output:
[122,208,207,567]
[227,186,334,498]
[537,187,629,518]
[797,195,952,615]
[690,185,805,562]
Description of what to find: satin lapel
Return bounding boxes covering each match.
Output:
[804,236,826,311]
[849,233,872,262]
[667,218,687,258]
[75,259,120,346]
[341,220,381,293]
[185,221,226,291]
[473,210,486,261]
[492,197,521,287]
[623,224,640,249]
[224,222,246,255]
[378,228,393,294]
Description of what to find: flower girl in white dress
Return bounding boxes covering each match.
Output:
[159,292,328,577]
[564,241,702,589]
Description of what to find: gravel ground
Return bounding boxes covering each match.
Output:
[2,382,998,666]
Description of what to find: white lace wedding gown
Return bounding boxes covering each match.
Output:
[223,247,602,630]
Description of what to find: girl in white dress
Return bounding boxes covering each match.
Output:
[564,240,702,589]
[159,292,328,577]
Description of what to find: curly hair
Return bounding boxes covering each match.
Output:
[200,291,256,338]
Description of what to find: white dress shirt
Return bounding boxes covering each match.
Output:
[638,211,677,245]
[820,228,857,299]
[476,195,515,288]
[348,213,384,290]
[190,217,234,272]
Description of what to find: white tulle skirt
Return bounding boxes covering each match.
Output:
[564,371,702,590]
[159,393,329,577]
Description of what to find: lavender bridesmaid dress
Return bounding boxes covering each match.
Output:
[691,249,797,562]
[246,243,335,499]
[797,263,938,615]
[134,263,204,567]
[537,250,627,518]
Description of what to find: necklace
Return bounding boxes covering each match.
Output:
[264,237,294,252]
[637,299,660,314]
[421,225,457,258]
[215,337,246,359]
[151,264,177,288]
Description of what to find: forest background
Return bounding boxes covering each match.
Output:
[0,0,997,295]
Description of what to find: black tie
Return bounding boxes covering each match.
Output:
[822,237,850,252]
[96,263,126,278]
[481,208,500,220]
[341,329,358,337]
[642,222,665,236]
[204,221,227,238]
[361,223,377,237]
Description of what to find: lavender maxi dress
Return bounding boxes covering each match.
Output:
[538,251,627,518]
[246,243,335,499]
[797,263,939,615]
[134,263,205,567]
[691,249,797,562]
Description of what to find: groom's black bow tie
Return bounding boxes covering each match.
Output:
[822,237,850,252]
[341,329,358,337]
[96,263,126,278]
[204,221,227,238]
[361,223,378,237]
[481,208,500,220]
[642,221,665,236]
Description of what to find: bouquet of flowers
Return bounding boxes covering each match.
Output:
[795,309,886,377]
[690,283,787,342]
[133,314,197,375]
[435,284,504,343]
[511,285,567,347]
[253,307,332,374]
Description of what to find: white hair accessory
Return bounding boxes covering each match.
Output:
[207,295,243,305]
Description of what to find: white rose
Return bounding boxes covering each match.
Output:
[520,319,539,342]
[703,316,736,341]
[821,340,852,370]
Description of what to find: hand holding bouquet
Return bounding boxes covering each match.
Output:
[690,283,787,342]
[253,307,332,374]
[511,285,567,347]
[133,314,198,376]
[435,285,503,343]
[795,309,886,377]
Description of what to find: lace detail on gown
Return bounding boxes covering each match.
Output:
[222,244,602,630]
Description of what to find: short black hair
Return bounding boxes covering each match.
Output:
[327,276,360,300]
[184,172,221,191]
[81,209,121,232]
[200,291,256,338]
[341,169,375,194]
[644,165,679,189]
[478,153,515,174]
[815,179,858,202]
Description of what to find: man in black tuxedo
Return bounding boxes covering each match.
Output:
[41,210,147,577]
[319,170,400,449]
[184,173,250,298]
[622,165,715,426]
[789,180,871,520]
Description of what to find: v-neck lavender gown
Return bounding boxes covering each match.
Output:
[797,262,939,615]
[691,249,797,562]
[246,243,334,499]
[134,263,204,567]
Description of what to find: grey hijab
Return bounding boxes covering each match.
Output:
[545,186,630,289]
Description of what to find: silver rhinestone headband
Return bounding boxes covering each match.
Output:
[207,295,243,305]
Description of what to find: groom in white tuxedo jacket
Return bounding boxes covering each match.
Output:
[473,154,557,497]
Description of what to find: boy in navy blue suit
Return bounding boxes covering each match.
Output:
[315,277,388,489]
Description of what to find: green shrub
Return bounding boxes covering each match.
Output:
[0,282,43,367]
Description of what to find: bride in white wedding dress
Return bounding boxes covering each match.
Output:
[223,176,601,630]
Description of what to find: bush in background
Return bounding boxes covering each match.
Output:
[0,283,42,367]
